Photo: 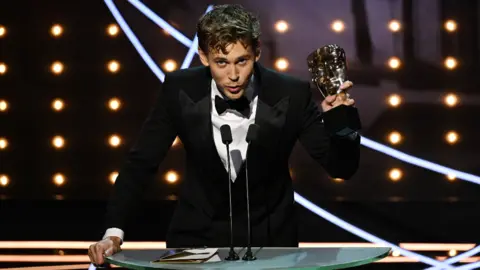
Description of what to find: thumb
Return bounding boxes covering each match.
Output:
[104,246,114,257]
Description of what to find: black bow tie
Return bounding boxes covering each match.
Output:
[215,95,251,117]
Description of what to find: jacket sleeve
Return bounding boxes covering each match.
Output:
[104,75,178,232]
[297,82,360,179]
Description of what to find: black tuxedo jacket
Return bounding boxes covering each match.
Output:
[105,63,360,248]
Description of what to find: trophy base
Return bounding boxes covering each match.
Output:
[322,104,361,136]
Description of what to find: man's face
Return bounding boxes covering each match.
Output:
[199,41,261,100]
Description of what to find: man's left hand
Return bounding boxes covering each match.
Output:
[321,81,355,112]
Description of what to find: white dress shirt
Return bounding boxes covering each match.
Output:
[103,77,258,242]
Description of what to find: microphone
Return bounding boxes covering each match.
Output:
[243,124,259,261]
[220,125,239,261]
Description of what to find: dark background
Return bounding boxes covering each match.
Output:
[1,1,480,268]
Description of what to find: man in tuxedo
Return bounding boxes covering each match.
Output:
[89,4,360,265]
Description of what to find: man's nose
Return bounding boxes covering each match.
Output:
[228,66,239,81]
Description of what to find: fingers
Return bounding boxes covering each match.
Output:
[88,241,115,265]
[339,80,353,91]
[324,95,337,104]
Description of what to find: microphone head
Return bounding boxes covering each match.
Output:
[246,124,260,143]
[220,125,233,145]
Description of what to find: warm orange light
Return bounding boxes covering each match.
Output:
[0,25,6,37]
[446,174,456,181]
[388,20,401,32]
[0,137,8,149]
[163,59,177,72]
[108,135,122,147]
[388,57,401,69]
[0,62,7,74]
[449,249,458,257]
[50,24,63,37]
[108,98,121,111]
[51,61,64,74]
[389,168,403,181]
[275,20,289,33]
[444,57,457,70]
[444,93,459,107]
[109,171,119,184]
[275,58,289,71]
[0,100,8,111]
[444,20,457,32]
[172,137,181,147]
[0,175,9,187]
[107,60,120,73]
[107,24,119,36]
[52,136,65,149]
[331,20,345,32]
[388,131,402,145]
[52,99,64,111]
[445,131,459,144]
[165,170,179,183]
[387,94,402,107]
[53,173,66,186]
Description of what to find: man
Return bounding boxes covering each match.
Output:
[89,4,360,265]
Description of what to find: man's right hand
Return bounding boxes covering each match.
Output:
[88,236,122,265]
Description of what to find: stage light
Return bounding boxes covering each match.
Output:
[388,20,401,32]
[447,174,456,181]
[331,20,345,32]
[449,249,458,257]
[443,93,459,107]
[0,100,7,112]
[172,137,181,147]
[108,134,122,147]
[107,24,119,36]
[0,62,7,74]
[165,170,179,183]
[445,131,459,144]
[387,94,402,107]
[444,20,457,32]
[392,250,401,257]
[389,168,403,181]
[52,98,64,111]
[0,25,6,37]
[388,57,401,69]
[51,61,64,75]
[162,59,177,72]
[444,57,457,70]
[50,24,63,37]
[108,60,120,73]
[52,136,65,149]
[109,171,119,184]
[388,131,402,145]
[0,137,8,149]
[0,175,9,187]
[274,58,289,71]
[53,173,65,186]
[108,98,121,111]
[275,20,289,33]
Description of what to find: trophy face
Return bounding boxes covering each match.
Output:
[307,44,347,97]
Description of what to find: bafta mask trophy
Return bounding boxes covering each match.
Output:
[307,44,361,136]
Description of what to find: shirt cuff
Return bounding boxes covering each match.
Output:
[103,228,124,244]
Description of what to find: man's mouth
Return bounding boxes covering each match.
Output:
[225,86,241,93]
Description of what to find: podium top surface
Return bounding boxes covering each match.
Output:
[106,247,391,269]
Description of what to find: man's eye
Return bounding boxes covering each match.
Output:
[238,59,246,64]
[216,61,226,65]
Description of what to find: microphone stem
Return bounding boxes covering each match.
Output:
[246,155,251,248]
[227,144,234,249]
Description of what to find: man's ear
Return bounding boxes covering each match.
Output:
[254,42,262,62]
[199,49,209,66]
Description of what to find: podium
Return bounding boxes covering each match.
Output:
[106,247,391,269]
